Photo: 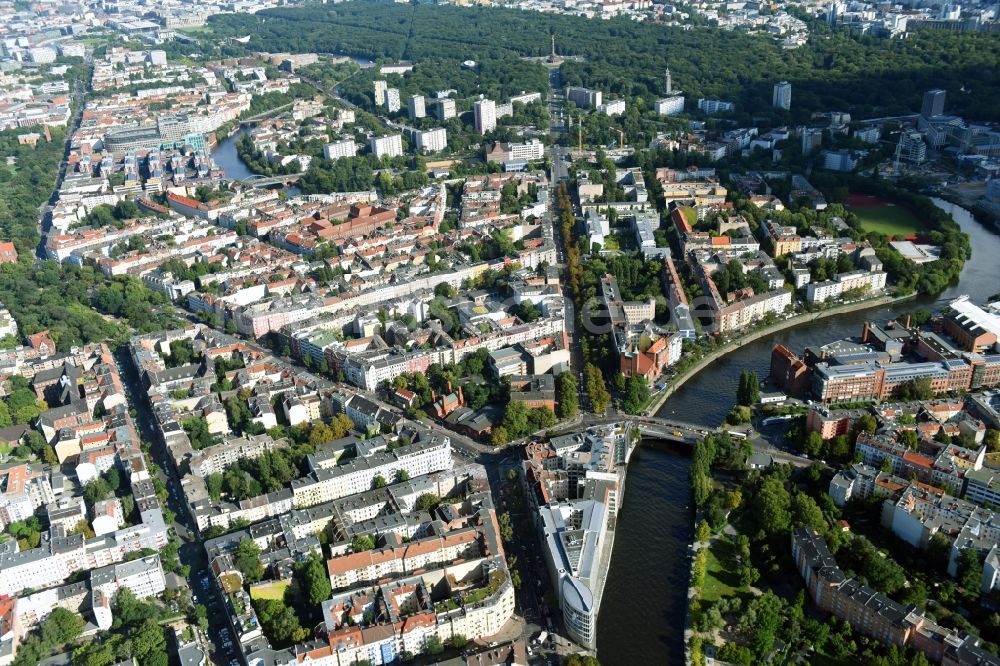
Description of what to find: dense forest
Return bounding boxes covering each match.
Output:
[0,127,65,257]
[206,2,1000,122]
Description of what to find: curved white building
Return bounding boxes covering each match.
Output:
[540,498,609,649]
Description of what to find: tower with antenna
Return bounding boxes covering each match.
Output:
[665,67,672,95]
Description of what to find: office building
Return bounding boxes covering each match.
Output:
[28,47,56,64]
[773,81,792,110]
[921,89,946,118]
[473,99,496,135]
[323,139,358,161]
[898,131,927,163]
[369,134,404,159]
[407,95,425,120]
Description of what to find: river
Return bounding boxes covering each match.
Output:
[594,200,999,665]
[212,129,257,181]
[213,129,301,196]
[596,444,692,666]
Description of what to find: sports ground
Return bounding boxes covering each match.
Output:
[847,194,924,239]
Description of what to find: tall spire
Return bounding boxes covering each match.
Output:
[551,34,556,59]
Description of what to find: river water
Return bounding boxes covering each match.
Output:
[213,129,301,196]
[594,200,999,665]
[596,444,691,666]
[213,129,257,181]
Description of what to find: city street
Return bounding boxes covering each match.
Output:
[112,347,236,665]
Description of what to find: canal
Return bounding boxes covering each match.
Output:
[595,200,1000,665]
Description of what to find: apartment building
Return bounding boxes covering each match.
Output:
[473,99,496,135]
[291,437,452,509]
[407,95,425,120]
[415,128,447,153]
[654,96,685,116]
[805,269,888,303]
[370,134,404,159]
[323,139,358,160]
[791,528,999,664]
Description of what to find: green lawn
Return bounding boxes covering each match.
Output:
[701,536,743,602]
[249,579,289,600]
[681,206,698,226]
[178,26,214,35]
[854,205,923,239]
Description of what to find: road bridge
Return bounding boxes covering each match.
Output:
[238,101,297,126]
[241,173,304,188]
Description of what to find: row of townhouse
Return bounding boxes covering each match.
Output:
[853,431,986,496]
[11,554,165,641]
[88,227,239,277]
[326,521,488,591]
[693,260,793,334]
[0,345,170,608]
[189,240,555,341]
[291,435,453,509]
[0,489,168,597]
[792,527,999,665]
[340,315,565,392]
[45,215,178,262]
[237,557,515,666]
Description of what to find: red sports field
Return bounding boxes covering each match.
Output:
[846,194,892,208]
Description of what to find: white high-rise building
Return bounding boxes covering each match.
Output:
[370,134,404,159]
[417,127,447,153]
[773,81,792,110]
[386,88,401,113]
[473,99,496,135]
[654,96,685,116]
[408,95,426,120]
[374,80,388,106]
[323,139,358,160]
[436,98,456,122]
